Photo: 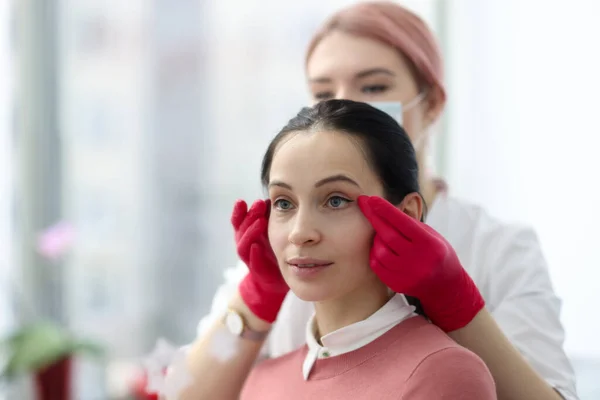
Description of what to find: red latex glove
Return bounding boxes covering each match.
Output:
[232,199,289,323]
[358,195,485,332]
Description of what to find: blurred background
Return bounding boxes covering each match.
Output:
[1,0,599,398]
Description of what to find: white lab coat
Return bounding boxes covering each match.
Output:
[197,193,578,399]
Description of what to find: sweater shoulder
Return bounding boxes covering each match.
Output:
[379,317,466,369]
[389,317,462,353]
[248,345,306,378]
[402,346,496,398]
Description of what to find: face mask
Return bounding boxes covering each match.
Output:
[369,92,426,126]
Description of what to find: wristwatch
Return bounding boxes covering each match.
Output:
[224,309,270,341]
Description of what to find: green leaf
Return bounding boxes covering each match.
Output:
[0,322,106,381]
[66,340,105,359]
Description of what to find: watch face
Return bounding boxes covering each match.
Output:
[226,311,243,336]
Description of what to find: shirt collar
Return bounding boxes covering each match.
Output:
[302,294,417,380]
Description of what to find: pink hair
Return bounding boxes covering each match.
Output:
[306,1,446,110]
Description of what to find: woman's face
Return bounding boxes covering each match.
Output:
[267,130,387,303]
[306,31,433,151]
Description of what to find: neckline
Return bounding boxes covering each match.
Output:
[306,316,428,380]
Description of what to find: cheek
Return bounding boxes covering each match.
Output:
[268,219,288,259]
[328,213,374,261]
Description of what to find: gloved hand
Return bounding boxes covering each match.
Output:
[231,199,289,323]
[357,195,485,332]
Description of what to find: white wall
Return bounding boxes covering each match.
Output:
[445,0,600,358]
[0,0,13,337]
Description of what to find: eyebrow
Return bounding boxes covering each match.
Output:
[308,67,396,84]
[268,174,361,190]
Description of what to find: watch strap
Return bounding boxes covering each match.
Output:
[240,326,270,341]
[225,309,270,342]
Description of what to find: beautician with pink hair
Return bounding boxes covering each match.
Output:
[178,2,577,399]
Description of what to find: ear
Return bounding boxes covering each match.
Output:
[397,193,424,222]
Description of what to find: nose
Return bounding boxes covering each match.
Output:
[334,86,360,102]
[288,209,321,246]
[334,86,368,102]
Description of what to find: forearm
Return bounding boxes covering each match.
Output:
[448,309,563,400]
[177,291,271,400]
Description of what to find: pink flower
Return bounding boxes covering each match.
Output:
[36,221,76,260]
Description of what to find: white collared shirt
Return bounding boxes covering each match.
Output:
[302,294,417,380]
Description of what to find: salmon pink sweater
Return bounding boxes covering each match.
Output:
[240,316,496,399]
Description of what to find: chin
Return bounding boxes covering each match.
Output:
[288,281,334,303]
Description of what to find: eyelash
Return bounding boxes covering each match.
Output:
[273,195,353,212]
[313,85,389,100]
[362,84,389,94]
[326,195,353,209]
[313,91,333,100]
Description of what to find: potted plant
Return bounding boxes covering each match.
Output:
[0,321,105,400]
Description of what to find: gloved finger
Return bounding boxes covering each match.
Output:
[250,242,280,278]
[367,196,424,240]
[363,210,411,255]
[371,234,404,266]
[359,196,409,254]
[358,195,411,238]
[419,221,450,247]
[247,199,268,219]
[237,200,267,235]
[249,243,266,273]
[265,248,278,268]
[238,218,268,258]
[231,200,248,230]
[369,256,399,287]
[257,230,278,267]
[246,216,268,242]
[357,195,378,225]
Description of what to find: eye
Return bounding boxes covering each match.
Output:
[326,195,352,209]
[361,84,389,95]
[313,91,334,101]
[273,199,294,211]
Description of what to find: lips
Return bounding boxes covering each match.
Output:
[286,257,333,268]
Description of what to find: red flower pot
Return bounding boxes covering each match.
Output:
[34,356,73,400]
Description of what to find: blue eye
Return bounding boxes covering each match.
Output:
[327,196,351,209]
[273,199,293,211]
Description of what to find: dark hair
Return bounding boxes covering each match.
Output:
[261,99,420,205]
[261,99,426,316]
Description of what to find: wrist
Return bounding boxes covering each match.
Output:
[238,274,287,323]
[419,271,484,332]
[230,289,273,332]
